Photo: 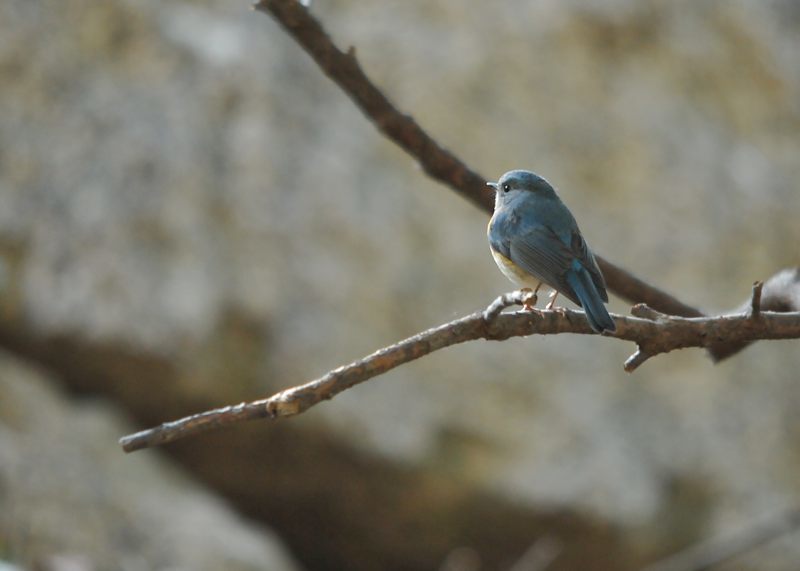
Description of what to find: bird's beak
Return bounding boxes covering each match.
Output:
[486,181,499,191]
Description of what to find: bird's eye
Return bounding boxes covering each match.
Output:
[502,184,510,192]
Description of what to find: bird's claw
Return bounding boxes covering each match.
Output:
[519,288,539,311]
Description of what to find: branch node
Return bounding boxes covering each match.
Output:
[631,303,665,321]
[750,280,764,318]
[265,390,302,418]
[483,290,524,322]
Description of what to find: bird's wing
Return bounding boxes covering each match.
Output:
[567,229,609,302]
[508,226,580,304]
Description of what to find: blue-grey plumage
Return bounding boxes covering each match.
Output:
[487,170,616,333]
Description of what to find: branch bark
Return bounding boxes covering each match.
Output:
[707,268,800,361]
[120,292,800,452]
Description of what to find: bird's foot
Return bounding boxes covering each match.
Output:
[519,288,539,311]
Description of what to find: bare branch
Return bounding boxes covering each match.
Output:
[641,507,800,571]
[707,268,800,361]
[253,0,490,210]
[750,280,764,317]
[623,348,652,373]
[483,290,530,321]
[120,293,800,452]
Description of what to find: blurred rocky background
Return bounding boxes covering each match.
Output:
[1,0,799,569]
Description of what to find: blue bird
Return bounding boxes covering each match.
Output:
[487,170,616,333]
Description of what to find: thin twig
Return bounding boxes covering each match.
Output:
[640,508,800,571]
[750,281,764,317]
[120,293,800,452]
[623,349,652,373]
[483,290,528,321]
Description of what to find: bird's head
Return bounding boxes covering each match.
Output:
[487,170,557,209]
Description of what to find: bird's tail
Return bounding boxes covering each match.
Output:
[566,268,616,333]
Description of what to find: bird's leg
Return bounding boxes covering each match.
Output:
[545,291,569,315]
[520,283,542,311]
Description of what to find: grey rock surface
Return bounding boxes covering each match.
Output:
[1,0,800,567]
[0,350,302,571]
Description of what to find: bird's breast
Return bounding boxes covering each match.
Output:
[490,248,542,288]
